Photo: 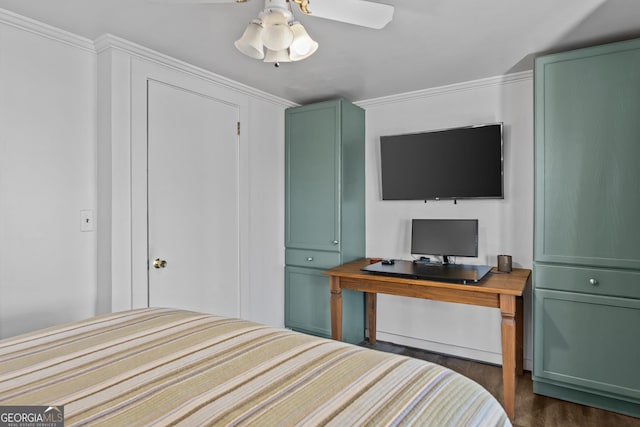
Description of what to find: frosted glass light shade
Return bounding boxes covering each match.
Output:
[289,22,318,61]
[263,48,292,63]
[261,12,294,51]
[234,21,264,59]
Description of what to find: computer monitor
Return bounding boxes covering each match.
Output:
[411,219,478,264]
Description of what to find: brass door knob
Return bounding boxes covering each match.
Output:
[153,258,167,269]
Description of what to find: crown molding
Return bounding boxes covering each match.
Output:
[2,6,532,110]
[0,8,294,107]
[356,71,533,109]
[94,34,296,108]
[0,8,95,52]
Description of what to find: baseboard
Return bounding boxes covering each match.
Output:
[534,379,640,418]
[374,330,533,371]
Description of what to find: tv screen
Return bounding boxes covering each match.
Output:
[411,219,478,263]
[380,123,503,200]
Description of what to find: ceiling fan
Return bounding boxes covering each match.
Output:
[152,0,394,65]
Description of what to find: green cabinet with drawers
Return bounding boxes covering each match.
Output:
[533,38,640,417]
[284,99,365,344]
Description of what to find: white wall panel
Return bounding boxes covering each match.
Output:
[358,73,534,367]
[96,36,292,326]
[1,13,290,337]
[0,19,97,337]
[244,97,286,327]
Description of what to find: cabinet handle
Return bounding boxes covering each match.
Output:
[589,278,599,286]
[332,240,339,245]
[306,257,314,262]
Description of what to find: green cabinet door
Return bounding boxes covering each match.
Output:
[285,266,364,344]
[533,288,640,416]
[285,101,341,252]
[534,38,640,270]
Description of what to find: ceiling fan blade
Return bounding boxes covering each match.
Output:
[305,0,394,29]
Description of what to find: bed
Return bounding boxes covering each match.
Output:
[0,308,511,426]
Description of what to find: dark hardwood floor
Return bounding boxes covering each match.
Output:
[360,341,640,427]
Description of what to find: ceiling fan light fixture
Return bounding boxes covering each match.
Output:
[289,21,318,60]
[261,11,294,51]
[233,0,325,64]
[234,20,265,59]
[263,48,292,64]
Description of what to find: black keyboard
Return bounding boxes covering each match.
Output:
[361,260,492,284]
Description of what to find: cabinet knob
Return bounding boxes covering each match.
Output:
[332,240,339,245]
[589,278,599,286]
[306,257,314,262]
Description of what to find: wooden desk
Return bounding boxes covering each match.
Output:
[325,258,530,420]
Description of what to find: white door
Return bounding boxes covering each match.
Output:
[147,80,240,317]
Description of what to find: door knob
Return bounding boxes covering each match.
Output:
[153,258,167,269]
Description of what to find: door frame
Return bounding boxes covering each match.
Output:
[146,78,241,315]
[101,55,249,316]
[132,59,248,313]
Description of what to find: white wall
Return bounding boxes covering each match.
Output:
[0,15,98,337]
[0,11,289,338]
[245,97,286,327]
[0,8,532,357]
[95,36,290,327]
[357,73,534,367]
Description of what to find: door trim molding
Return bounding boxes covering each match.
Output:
[95,34,295,108]
[131,58,246,314]
[98,51,248,317]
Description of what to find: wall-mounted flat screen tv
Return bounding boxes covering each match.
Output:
[380,123,503,200]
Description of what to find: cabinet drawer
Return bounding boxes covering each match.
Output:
[535,264,640,299]
[285,249,341,269]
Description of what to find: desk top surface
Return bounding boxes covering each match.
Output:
[325,258,530,296]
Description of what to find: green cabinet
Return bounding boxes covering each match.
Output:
[534,38,640,417]
[285,266,364,344]
[284,99,365,344]
[534,39,640,270]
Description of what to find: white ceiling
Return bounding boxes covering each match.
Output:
[1,0,639,104]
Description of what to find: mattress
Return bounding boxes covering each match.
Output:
[0,308,511,426]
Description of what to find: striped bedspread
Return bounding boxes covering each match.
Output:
[0,308,511,426]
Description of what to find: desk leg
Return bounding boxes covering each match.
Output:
[500,294,517,421]
[516,295,524,376]
[330,276,342,341]
[366,293,377,344]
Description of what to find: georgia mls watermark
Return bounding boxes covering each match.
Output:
[0,406,64,427]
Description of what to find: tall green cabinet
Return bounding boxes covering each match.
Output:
[533,38,640,417]
[284,99,365,344]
